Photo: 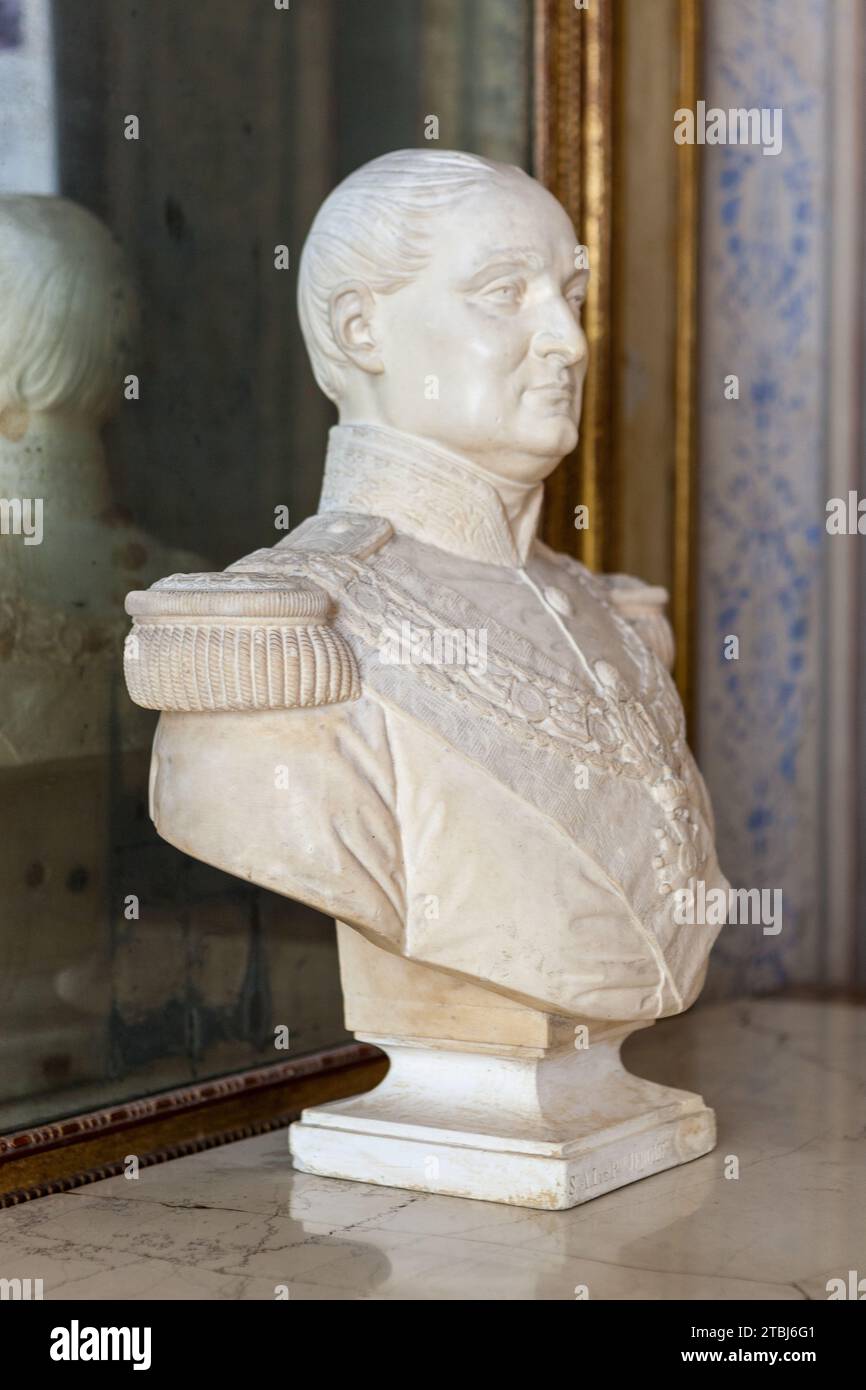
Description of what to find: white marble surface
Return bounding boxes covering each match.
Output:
[1,1000,864,1300]
[290,1030,717,1209]
[125,147,728,1203]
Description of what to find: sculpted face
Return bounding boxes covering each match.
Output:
[334,169,589,484]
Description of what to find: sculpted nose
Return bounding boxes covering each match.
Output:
[532,302,587,368]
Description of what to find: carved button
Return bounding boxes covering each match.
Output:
[543,585,572,616]
[511,679,549,722]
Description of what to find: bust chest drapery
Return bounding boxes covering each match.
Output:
[125,423,727,1024]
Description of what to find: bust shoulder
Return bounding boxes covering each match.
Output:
[533,541,675,671]
[123,512,392,713]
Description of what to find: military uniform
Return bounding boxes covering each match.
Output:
[125,424,727,1024]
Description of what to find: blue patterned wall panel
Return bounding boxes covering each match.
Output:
[697,0,829,995]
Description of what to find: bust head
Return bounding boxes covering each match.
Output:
[298,150,588,485]
[0,196,136,441]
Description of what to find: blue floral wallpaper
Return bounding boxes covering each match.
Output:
[697,0,829,995]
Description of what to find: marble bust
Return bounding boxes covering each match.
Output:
[0,197,204,1095]
[0,194,201,767]
[125,150,728,1208]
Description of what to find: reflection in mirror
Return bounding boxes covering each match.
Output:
[0,0,531,1131]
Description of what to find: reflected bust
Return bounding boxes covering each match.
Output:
[125,150,728,1208]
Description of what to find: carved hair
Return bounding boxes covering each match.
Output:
[0,196,136,421]
[298,149,521,402]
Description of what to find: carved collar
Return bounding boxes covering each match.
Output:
[319,423,544,568]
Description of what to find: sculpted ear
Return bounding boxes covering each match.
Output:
[329,282,384,375]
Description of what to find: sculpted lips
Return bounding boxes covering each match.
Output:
[526,381,574,408]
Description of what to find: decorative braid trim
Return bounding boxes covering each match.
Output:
[124,620,359,711]
[126,577,331,621]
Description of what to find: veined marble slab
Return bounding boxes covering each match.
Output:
[0,1001,863,1300]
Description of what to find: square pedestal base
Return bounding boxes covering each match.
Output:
[289,1034,716,1210]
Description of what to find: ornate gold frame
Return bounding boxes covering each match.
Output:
[533,0,614,575]
[671,0,701,728]
[534,0,701,726]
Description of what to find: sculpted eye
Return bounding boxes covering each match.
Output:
[482,280,523,305]
[566,287,587,312]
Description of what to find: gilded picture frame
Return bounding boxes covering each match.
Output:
[534,0,701,730]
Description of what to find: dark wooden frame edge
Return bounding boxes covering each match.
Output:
[0,1042,387,1206]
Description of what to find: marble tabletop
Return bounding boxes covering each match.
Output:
[1,998,863,1300]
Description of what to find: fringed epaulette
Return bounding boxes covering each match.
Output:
[123,513,393,713]
[124,570,359,712]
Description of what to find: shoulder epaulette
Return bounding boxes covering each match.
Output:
[124,513,392,712]
[125,568,358,715]
[598,573,675,672]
